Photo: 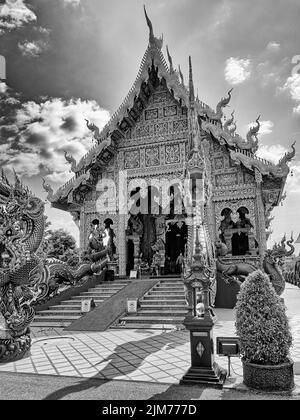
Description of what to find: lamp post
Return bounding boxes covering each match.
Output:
[180,227,227,388]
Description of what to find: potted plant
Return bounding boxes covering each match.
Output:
[235,270,294,392]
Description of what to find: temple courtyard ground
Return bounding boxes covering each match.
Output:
[0,283,300,400]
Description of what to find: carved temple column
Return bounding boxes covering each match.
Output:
[132,236,141,270]
[255,169,267,264]
[79,211,86,250]
[118,213,127,276]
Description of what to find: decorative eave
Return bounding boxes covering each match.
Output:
[230,141,295,177]
[200,115,261,154]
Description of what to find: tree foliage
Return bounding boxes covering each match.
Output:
[39,226,80,266]
[235,270,292,365]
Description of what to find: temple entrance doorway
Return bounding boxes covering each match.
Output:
[165,221,187,274]
[126,239,134,276]
[125,184,187,275]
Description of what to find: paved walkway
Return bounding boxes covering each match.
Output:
[0,284,299,395]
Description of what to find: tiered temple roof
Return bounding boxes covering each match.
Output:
[46,8,295,211]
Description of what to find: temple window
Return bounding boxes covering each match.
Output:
[218,207,257,256]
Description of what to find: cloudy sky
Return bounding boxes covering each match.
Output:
[0,0,300,252]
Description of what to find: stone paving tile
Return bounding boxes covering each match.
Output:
[1,293,300,393]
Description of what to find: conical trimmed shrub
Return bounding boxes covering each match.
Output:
[235,270,292,365]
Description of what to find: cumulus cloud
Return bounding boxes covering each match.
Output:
[0,0,36,35]
[18,39,50,57]
[266,41,281,52]
[287,162,300,194]
[256,144,287,164]
[224,57,252,85]
[281,73,300,102]
[293,104,300,114]
[0,93,110,180]
[61,0,81,7]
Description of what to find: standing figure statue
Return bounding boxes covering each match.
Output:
[151,251,161,276]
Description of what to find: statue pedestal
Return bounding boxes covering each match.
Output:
[180,315,227,388]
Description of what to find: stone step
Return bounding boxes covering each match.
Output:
[143,295,185,300]
[90,287,121,292]
[140,303,187,310]
[70,294,110,300]
[148,290,184,295]
[63,298,104,304]
[31,321,72,328]
[33,315,81,322]
[136,310,188,316]
[140,299,187,304]
[79,292,115,297]
[50,304,83,310]
[156,281,183,284]
[156,286,184,291]
[36,310,83,317]
[118,316,185,324]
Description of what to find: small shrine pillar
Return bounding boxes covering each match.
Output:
[181,228,227,388]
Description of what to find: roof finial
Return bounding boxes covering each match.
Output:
[189,56,195,104]
[144,5,155,44]
[143,5,163,49]
[178,64,184,85]
[166,45,174,73]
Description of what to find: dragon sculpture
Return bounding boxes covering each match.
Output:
[64,151,77,173]
[0,173,108,363]
[85,119,102,142]
[215,235,293,296]
[224,111,235,133]
[203,88,233,122]
[245,115,261,153]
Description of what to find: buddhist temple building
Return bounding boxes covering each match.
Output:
[44,8,295,280]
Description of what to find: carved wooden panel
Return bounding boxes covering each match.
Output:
[124,149,140,169]
[145,146,160,167]
[163,105,177,117]
[165,143,180,164]
[215,173,238,187]
[145,109,158,121]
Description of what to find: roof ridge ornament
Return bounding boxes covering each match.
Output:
[189,56,195,104]
[85,119,101,143]
[217,88,233,121]
[42,178,55,202]
[144,5,163,50]
[203,88,233,122]
[278,141,296,166]
[166,45,174,73]
[64,151,77,173]
[178,64,184,85]
[224,110,235,132]
[246,115,261,153]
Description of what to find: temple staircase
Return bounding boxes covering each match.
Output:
[112,276,189,330]
[31,280,129,329]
